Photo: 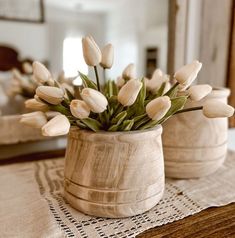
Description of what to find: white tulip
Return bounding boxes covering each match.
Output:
[116,76,125,88]
[25,98,49,112]
[122,63,135,80]
[118,79,142,106]
[22,62,33,74]
[61,83,75,96]
[12,68,24,81]
[20,111,47,129]
[36,86,64,105]
[188,84,212,101]
[174,60,202,90]
[203,100,234,118]
[163,82,171,94]
[145,69,169,93]
[146,96,171,121]
[33,61,52,84]
[42,115,70,137]
[70,100,90,119]
[100,44,114,69]
[82,36,102,66]
[81,88,108,113]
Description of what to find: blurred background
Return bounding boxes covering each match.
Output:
[0,0,234,159]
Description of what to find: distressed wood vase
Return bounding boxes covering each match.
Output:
[162,88,230,179]
[64,126,165,218]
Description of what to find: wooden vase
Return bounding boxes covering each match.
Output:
[64,126,164,218]
[162,88,230,179]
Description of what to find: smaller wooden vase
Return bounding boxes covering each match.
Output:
[64,126,164,218]
[162,88,230,179]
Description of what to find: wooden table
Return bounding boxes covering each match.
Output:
[1,150,235,238]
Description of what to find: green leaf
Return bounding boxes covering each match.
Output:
[76,120,88,129]
[80,118,102,132]
[112,80,118,96]
[111,111,127,125]
[154,82,166,98]
[133,113,147,123]
[120,119,134,131]
[132,116,150,130]
[108,124,119,132]
[65,88,75,101]
[139,119,159,130]
[79,71,98,90]
[160,96,188,123]
[164,82,179,98]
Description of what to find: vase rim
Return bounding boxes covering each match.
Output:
[69,124,162,136]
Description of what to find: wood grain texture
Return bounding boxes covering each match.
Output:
[137,203,235,238]
[198,0,233,87]
[162,88,230,178]
[228,2,235,127]
[167,0,188,76]
[64,126,165,218]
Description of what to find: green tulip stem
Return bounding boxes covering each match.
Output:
[94,66,101,91]
[164,81,179,96]
[103,68,106,83]
[174,106,203,115]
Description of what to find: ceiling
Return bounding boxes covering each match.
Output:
[45,0,125,13]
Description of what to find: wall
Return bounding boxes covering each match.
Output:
[0,21,49,61]
[105,0,168,79]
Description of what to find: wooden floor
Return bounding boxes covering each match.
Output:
[1,150,235,238]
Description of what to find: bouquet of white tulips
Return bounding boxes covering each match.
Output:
[20,35,234,136]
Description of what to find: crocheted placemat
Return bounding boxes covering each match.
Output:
[1,151,235,238]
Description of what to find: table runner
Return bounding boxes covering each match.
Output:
[1,151,235,238]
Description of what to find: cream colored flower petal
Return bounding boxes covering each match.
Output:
[100,44,114,69]
[36,86,64,105]
[81,88,108,113]
[117,79,142,106]
[203,100,234,118]
[42,115,70,136]
[70,99,90,119]
[174,60,202,88]
[33,61,51,83]
[122,63,135,80]
[146,96,171,121]
[82,36,102,66]
[25,98,49,112]
[20,111,47,129]
[188,84,212,101]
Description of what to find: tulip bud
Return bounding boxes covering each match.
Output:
[82,36,102,66]
[122,63,135,80]
[12,68,24,81]
[145,69,169,93]
[81,88,108,113]
[163,82,171,94]
[42,115,70,137]
[117,79,142,106]
[174,60,202,90]
[100,44,114,69]
[61,83,75,96]
[70,99,90,119]
[33,61,52,84]
[146,96,171,121]
[20,111,47,129]
[188,84,212,101]
[22,62,33,74]
[203,100,234,118]
[116,76,125,88]
[25,98,50,112]
[36,86,64,105]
